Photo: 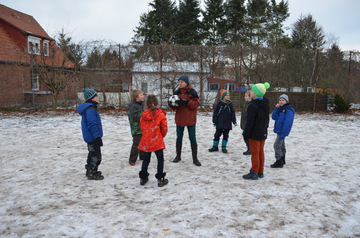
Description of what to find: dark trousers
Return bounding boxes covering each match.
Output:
[141,149,164,175]
[129,134,144,163]
[213,128,230,141]
[86,143,102,171]
[176,125,197,145]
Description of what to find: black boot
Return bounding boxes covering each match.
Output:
[270,159,284,168]
[155,173,168,187]
[173,142,182,163]
[208,146,218,152]
[191,144,201,166]
[139,171,149,185]
[87,170,104,180]
[281,155,286,165]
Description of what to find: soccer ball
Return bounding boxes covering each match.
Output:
[168,95,180,107]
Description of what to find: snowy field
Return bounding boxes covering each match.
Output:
[0,110,359,237]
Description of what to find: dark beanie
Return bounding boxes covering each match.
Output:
[178,75,189,85]
[82,88,97,101]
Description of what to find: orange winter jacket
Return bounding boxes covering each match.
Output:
[138,108,167,152]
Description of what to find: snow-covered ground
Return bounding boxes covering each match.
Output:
[1,110,359,237]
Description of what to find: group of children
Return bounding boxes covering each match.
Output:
[77,75,295,184]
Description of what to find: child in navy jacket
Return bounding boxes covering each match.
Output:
[209,89,237,153]
[77,88,104,180]
[270,94,295,168]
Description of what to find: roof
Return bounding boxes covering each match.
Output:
[0,4,52,40]
[133,62,210,73]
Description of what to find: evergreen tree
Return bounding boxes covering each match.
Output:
[57,29,83,69]
[175,0,203,45]
[133,0,178,44]
[245,0,269,47]
[224,0,247,45]
[202,0,227,45]
[266,0,290,48]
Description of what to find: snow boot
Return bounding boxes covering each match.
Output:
[208,140,219,152]
[242,170,259,180]
[155,173,168,187]
[258,172,264,178]
[281,155,286,165]
[222,140,228,153]
[270,159,284,168]
[191,144,201,166]
[139,171,149,185]
[87,170,104,180]
[173,142,182,163]
[243,149,251,155]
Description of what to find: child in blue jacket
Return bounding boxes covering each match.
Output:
[77,88,104,180]
[209,89,237,153]
[271,94,295,168]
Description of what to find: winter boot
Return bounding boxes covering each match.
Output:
[242,170,259,180]
[155,173,168,187]
[243,149,251,155]
[173,142,182,163]
[258,172,264,178]
[139,171,149,185]
[270,159,284,168]
[87,170,104,180]
[222,140,228,153]
[86,165,102,177]
[208,140,219,152]
[281,155,286,165]
[191,144,201,166]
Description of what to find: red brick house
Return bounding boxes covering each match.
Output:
[0,4,77,108]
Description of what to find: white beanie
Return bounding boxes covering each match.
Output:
[279,94,289,103]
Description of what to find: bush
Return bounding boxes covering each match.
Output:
[332,94,351,112]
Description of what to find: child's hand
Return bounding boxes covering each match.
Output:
[213,123,216,128]
[276,103,281,108]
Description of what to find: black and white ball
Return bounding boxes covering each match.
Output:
[168,95,180,107]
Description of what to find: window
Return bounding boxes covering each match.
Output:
[28,36,41,55]
[208,83,220,92]
[43,40,49,56]
[141,83,148,93]
[31,72,39,91]
[224,83,236,91]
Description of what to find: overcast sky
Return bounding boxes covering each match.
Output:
[1,0,359,51]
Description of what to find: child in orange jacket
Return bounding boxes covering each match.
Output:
[138,95,168,187]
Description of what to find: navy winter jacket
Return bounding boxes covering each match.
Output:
[213,100,237,130]
[272,104,295,140]
[243,97,270,141]
[77,102,103,143]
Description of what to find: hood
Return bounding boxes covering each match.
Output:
[142,108,166,121]
[77,102,93,115]
[282,104,295,113]
[179,84,192,94]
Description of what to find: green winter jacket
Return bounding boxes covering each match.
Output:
[128,101,144,136]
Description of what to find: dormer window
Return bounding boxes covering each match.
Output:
[28,36,41,55]
[43,40,49,56]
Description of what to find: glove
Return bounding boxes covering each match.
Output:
[168,101,175,108]
[234,122,238,126]
[175,99,189,106]
[94,137,103,146]
[213,123,216,128]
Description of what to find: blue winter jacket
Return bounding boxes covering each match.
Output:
[213,100,237,130]
[77,102,103,143]
[272,104,295,140]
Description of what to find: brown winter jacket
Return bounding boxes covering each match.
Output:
[172,85,200,127]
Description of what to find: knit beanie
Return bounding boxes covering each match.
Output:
[220,89,229,100]
[82,88,97,101]
[252,82,270,97]
[178,75,189,85]
[279,94,289,103]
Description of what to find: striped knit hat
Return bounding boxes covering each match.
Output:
[220,89,229,100]
[252,82,270,97]
[82,88,97,101]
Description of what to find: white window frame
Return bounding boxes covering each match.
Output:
[28,36,41,55]
[31,72,39,91]
[43,40,49,56]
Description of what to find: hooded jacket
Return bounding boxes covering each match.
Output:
[77,102,103,143]
[128,101,144,136]
[272,104,295,140]
[213,100,237,130]
[243,97,270,141]
[173,85,200,127]
[138,108,167,152]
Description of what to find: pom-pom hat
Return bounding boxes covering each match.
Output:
[82,88,97,101]
[252,82,270,97]
[220,89,229,100]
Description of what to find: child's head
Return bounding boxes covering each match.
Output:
[146,95,158,114]
[278,94,289,106]
[131,90,145,102]
[83,88,98,102]
[220,89,230,101]
[244,91,251,101]
[251,82,270,99]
